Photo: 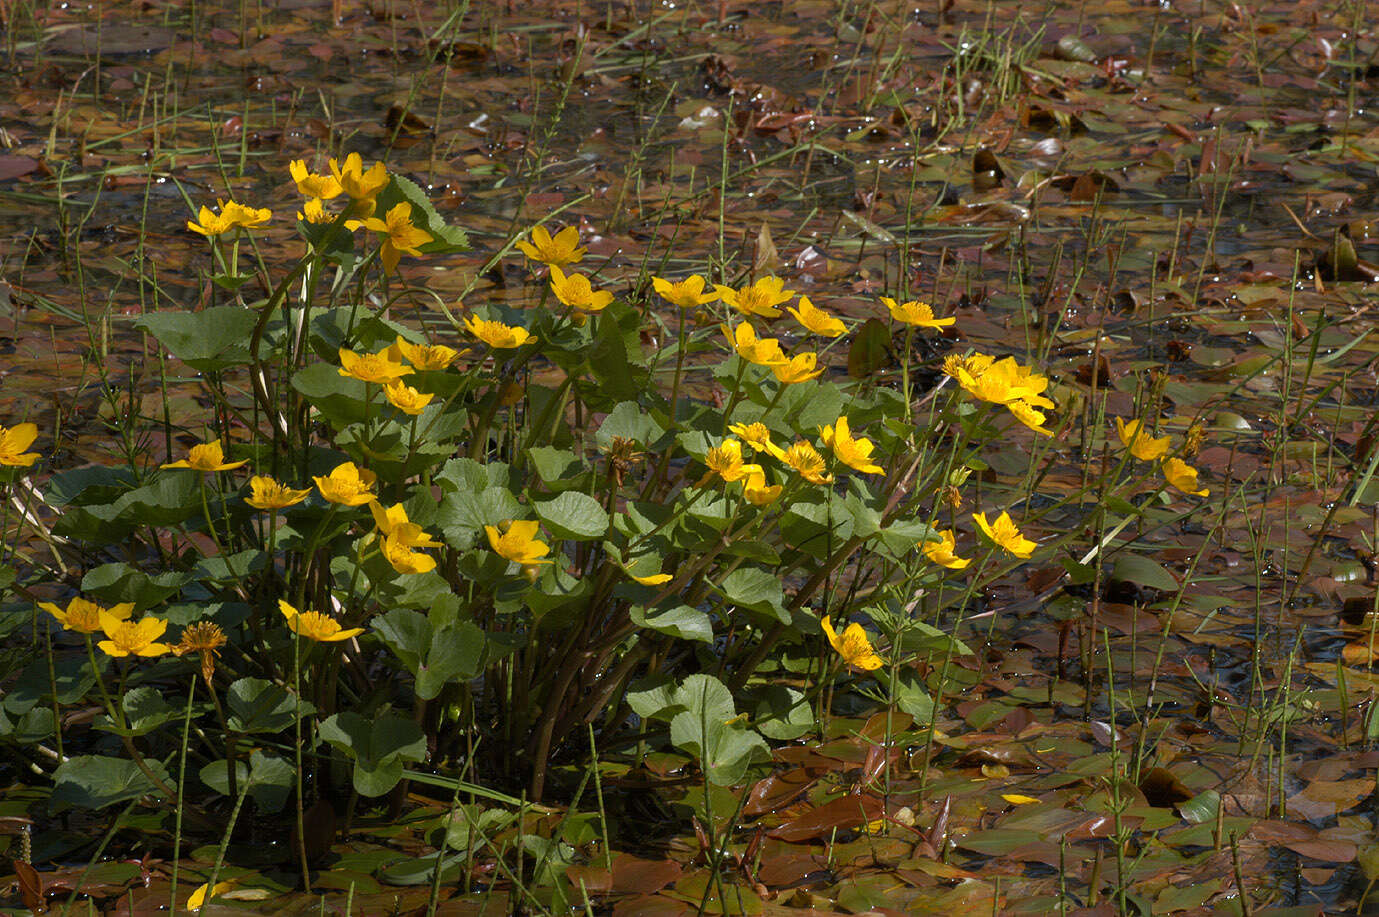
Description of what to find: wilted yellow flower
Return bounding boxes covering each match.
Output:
[313,461,377,506]
[278,599,363,642]
[921,530,970,570]
[772,352,824,385]
[820,416,884,475]
[974,511,1037,559]
[515,225,585,267]
[783,441,833,484]
[162,440,249,472]
[704,439,762,484]
[881,297,954,329]
[485,520,552,566]
[652,275,718,309]
[1007,400,1054,437]
[549,265,614,314]
[245,475,311,510]
[1115,418,1170,462]
[186,880,238,910]
[820,615,883,670]
[394,336,460,371]
[98,612,172,658]
[289,160,343,199]
[1162,457,1208,496]
[338,345,414,384]
[0,422,40,466]
[174,621,227,684]
[715,276,794,318]
[742,470,782,506]
[788,296,846,337]
[728,422,786,461]
[722,322,788,366]
[40,597,132,635]
[384,380,434,415]
[348,202,432,273]
[329,153,389,201]
[464,316,537,349]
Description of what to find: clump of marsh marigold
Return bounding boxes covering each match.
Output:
[175,622,227,684]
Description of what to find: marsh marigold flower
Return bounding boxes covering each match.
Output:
[1162,457,1208,496]
[465,316,537,349]
[772,352,824,385]
[486,520,553,566]
[704,439,762,485]
[298,198,333,224]
[245,475,311,510]
[788,296,846,337]
[329,153,388,202]
[715,276,794,319]
[348,202,432,274]
[384,380,434,415]
[820,615,883,670]
[41,596,132,635]
[549,265,614,314]
[162,439,248,472]
[0,423,40,466]
[223,201,272,230]
[1115,418,1170,462]
[98,612,172,658]
[394,336,460,371]
[313,461,377,506]
[278,599,363,642]
[186,202,237,237]
[882,297,954,329]
[516,225,585,267]
[922,530,970,570]
[338,345,414,384]
[382,535,437,575]
[289,160,343,200]
[820,416,884,475]
[742,470,782,506]
[722,322,788,366]
[728,422,786,461]
[369,501,440,548]
[174,622,227,683]
[783,440,833,484]
[1008,400,1054,437]
[652,275,718,309]
[974,511,1037,559]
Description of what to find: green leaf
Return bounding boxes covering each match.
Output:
[526,447,585,488]
[1177,789,1221,824]
[1112,554,1179,592]
[95,687,179,738]
[199,750,293,813]
[630,605,714,643]
[82,563,190,610]
[227,677,310,735]
[595,402,666,450]
[52,755,171,810]
[378,173,470,253]
[318,712,427,797]
[668,675,769,786]
[535,492,609,541]
[374,609,485,699]
[133,305,259,371]
[291,362,370,429]
[718,568,788,623]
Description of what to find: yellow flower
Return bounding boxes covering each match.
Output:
[245,475,311,510]
[298,198,332,224]
[222,201,272,230]
[1115,418,1170,462]
[97,612,172,658]
[721,322,788,366]
[0,422,40,466]
[278,599,363,642]
[882,297,954,329]
[973,511,1037,559]
[329,153,389,201]
[820,615,883,670]
[742,470,782,506]
[464,316,537,349]
[516,225,585,267]
[485,520,553,565]
[728,422,786,461]
[715,276,794,319]
[369,501,440,548]
[40,597,133,635]
[951,354,1053,408]
[162,440,249,472]
[186,201,237,237]
[384,380,434,415]
[289,160,343,199]
[819,416,884,475]
[1162,457,1208,496]
[704,439,762,484]
[394,336,460,371]
[783,441,833,484]
[382,534,437,574]
[787,296,846,337]
[347,202,432,274]
[921,530,970,570]
[338,346,414,384]
[549,265,614,314]
[313,461,377,506]
[652,275,718,309]
[629,570,672,586]
[1008,400,1054,437]
[772,352,824,385]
